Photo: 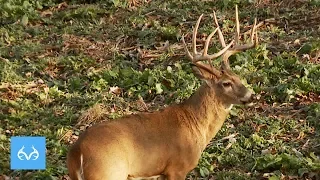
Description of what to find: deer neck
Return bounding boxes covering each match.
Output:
[180,83,231,150]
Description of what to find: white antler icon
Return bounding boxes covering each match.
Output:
[17,145,40,160]
[30,145,39,160]
[17,146,27,160]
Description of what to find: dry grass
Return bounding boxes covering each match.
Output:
[76,103,109,127]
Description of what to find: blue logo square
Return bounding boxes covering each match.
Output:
[10,136,46,170]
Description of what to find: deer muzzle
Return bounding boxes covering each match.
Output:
[239,91,253,105]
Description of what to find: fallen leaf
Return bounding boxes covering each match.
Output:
[41,10,53,17]
[109,86,122,95]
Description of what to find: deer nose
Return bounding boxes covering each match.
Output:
[240,91,252,104]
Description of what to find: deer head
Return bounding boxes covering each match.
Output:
[182,6,258,107]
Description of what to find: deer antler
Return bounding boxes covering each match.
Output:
[218,5,259,69]
[182,6,259,75]
[182,14,234,77]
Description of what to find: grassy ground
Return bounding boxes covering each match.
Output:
[0,0,320,179]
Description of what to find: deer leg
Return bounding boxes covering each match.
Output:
[167,173,187,180]
[158,175,166,180]
[82,157,128,180]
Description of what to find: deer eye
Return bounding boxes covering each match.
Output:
[222,82,232,87]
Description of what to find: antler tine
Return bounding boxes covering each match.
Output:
[222,5,259,70]
[203,28,218,56]
[235,5,240,45]
[251,18,258,44]
[202,40,233,61]
[213,11,226,48]
[181,36,193,60]
[192,14,203,56]
[203,28,218,71]
[181,14,205,63]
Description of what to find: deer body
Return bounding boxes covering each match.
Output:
[67,6,259,180]
[68,84,233,179]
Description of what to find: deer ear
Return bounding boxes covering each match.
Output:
[191,64,214,80]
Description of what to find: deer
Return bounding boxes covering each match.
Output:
[67,6,259,180]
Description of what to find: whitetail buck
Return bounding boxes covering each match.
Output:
[67,6,259,180]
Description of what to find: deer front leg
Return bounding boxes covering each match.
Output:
[167,173,187,180]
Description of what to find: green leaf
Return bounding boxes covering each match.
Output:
[155,83,163,94]
[174,62,182,70]
[21,14,29,26]
[298,168,309,177]
[36,1,43,9]
[0,134,7,140]
[203,168,209,176]
[167,66,172,73]
[121,68,133,77]
[268,175,280,180]
[108,70,118,78]
[310,152,319,161]
[23,1,31,8]
[297,43,312,55]
[229,108,238,116]
[147,76,155,86]
[199,167,210,177]
[4,2,12,10]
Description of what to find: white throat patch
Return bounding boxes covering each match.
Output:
[226,104,233,111]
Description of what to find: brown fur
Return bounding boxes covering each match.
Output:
[67,72,252,180]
